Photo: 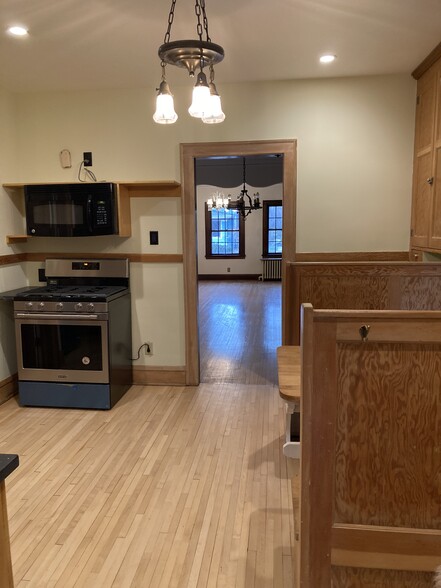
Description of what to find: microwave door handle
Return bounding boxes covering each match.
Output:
[87,195,93,233]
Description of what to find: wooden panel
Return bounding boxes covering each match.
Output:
[117,184,131,237]
[331,566,433,587]
[429,144,441,247]
[300,306,441,587]
[332,523,441,558]
[132,366,186,386]
[411,150,434,247]
[287,262,441,345]
[295,251,410,262]
[334,342,441,529]
[414,68,437,154]
[300,275,390,309]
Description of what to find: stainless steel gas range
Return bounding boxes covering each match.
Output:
[13,258,132,409]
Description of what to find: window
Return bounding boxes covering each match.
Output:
[205,205,245,258]
[263,200,283,257]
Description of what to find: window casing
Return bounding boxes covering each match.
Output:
[263,200,283,257]
[205,205,245,259]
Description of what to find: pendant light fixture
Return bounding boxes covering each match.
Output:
[207,158,262,219]
[153,0,225,125]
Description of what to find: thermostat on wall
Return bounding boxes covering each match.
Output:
[59,149,72,169]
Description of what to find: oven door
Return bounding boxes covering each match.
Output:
[15,313,109,383]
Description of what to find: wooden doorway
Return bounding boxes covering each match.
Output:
[180,140,297,385]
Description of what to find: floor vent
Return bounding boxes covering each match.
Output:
[260,258,282,281]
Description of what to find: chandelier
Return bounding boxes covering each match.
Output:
[153,0,225,125]
[207,158,262,219]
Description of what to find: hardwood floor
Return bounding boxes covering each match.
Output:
[199,281,282,386]
[0,280,297,587]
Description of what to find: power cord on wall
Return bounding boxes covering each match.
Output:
[131,342,151,360]
[78,160,98,182]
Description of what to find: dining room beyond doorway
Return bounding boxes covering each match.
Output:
[198,280,282,385]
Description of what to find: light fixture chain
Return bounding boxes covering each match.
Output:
[195,0,204,42]
[164,0,177,44]
[200,0,211,41]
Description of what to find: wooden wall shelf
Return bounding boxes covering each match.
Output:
[2,181,182,244]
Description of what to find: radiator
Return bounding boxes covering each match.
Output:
[261,258,282,281]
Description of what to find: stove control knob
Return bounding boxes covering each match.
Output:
[75,303,83,311]
[25,302,33,310]
[38,302,45,310]
[56,302,64,311]
[86,303,95,311]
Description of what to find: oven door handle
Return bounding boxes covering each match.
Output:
[15,313,102,320]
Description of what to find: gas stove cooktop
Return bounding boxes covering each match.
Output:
[14,285,128,302]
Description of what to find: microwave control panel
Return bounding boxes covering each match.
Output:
[95,200,109,226]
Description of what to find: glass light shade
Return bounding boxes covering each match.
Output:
[320,54,336,63]
[153,81,178,124]
[215,195,223,208]
[207,197,213,210]
[188,71,211,118]
[7,26,28,36]
[202,84,225,124]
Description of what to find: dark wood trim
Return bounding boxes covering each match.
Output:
[0,254,25,266]
[0,252,183,264]
[181,139,297,386]
[0,251,411,267]
[204,202,245,259]
[0,375,17,406]
[198,274,261,280]
[132,366,186,386]
[262,199,283,258]
[412,42,441,80]
[294,251,410,262]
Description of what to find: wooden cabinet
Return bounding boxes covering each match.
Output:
[410,44,441,251]
[2,181,181,244]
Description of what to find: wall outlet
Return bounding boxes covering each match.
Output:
[83,151,93,166]
[145,342,153,356]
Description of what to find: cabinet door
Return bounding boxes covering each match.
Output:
[429,66,441,248]
[410,67,437,248]
[412,150,434,246]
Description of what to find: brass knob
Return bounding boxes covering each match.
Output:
[359,324,370,342]
[427,177,434,185]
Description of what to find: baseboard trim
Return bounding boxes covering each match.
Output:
[0,374,18,405]
[132,366,186,386]
[198,274,261,280]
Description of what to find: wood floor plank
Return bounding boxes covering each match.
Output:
[1,281,296,587]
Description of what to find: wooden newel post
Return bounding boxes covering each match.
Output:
[0,455,19,588]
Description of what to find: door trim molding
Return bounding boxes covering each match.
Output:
[180,139,297,385]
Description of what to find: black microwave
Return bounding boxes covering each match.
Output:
[25,182,118,237]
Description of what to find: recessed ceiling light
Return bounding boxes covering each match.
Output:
[320,54,336,64]
[7,26,29,37]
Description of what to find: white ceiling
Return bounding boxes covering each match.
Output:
[0,0,440,93]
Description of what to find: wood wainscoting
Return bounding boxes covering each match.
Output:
[286,261,441,345]
[0,375,17,406]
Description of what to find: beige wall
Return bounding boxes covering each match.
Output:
[0,73,416,382]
